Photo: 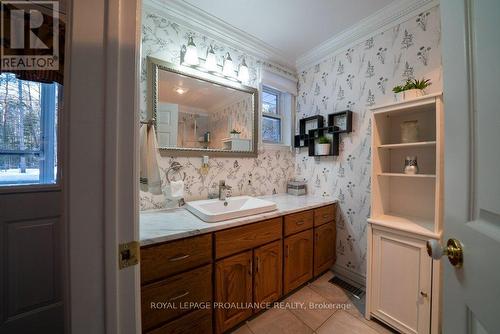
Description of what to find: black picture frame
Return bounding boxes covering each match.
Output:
[299,115,324,135]
[307,127,340,156]
[327,110,353,134]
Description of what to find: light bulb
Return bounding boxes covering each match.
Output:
[174,87,187,95]
[183,36,199,66]
[204,45,218,72]
[222,52,234,77]
[238,58,249,83]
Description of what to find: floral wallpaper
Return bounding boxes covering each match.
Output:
[140,148,294,210]
[209,95,253,149]
[139,5,295,209]
[295,6,442,280]
[139,2,443,283]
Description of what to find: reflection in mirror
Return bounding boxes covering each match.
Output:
[150,58,258,156]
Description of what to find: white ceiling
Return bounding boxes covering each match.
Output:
[181,0,396,64]
[158,69,248,111]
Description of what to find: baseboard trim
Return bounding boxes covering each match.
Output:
[331,264,366,289]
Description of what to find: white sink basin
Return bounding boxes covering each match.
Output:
[185,196,277,223]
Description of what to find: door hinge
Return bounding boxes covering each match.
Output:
[119,241,140,269]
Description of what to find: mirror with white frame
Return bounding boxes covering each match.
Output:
[148,57,258,157]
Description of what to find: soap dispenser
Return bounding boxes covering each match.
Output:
[201,155,209,175]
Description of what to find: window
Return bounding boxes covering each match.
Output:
[262,86,282,143]
[0,73,59,186]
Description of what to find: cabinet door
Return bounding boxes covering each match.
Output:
[283,229,313,294]
[141,264,212,332]
[147,308,212,334]
[371,229,432,334]
[254,240,282,308]
[313,222,336,276]
[215,251,253,333]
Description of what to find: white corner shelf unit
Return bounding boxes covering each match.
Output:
[366,92,443,334]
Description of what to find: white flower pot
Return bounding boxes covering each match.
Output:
[395,92,404,102]
[403,89,424,100]
[316,143,331,155]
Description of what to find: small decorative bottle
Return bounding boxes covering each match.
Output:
[404,156,419,175]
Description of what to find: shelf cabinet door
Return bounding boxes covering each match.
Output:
[254,240,282,308]
[215,251,253,333]
[284,229,313,294]
[313,222,336,276]
[371,229,432,334]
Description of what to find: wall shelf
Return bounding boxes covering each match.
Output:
[377,173,436,178]
[295,111,353,156]
[369,93,443,232]
[307,127,339,156]
[378,141,436,149]
[367,213,439,239]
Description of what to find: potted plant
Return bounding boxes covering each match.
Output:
[316,136,331,155]
[229,129,241,139]
[393,78,431,101]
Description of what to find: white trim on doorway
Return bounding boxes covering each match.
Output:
[64,0,141,333]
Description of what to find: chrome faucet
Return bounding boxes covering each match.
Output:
[218,180,232,201]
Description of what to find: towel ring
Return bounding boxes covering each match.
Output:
[166,162,186,183]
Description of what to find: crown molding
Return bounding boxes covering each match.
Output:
[296,0,439,70]
[144,0,296,73]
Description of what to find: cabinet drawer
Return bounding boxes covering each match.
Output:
[146,308,212,334]
[314,204,336,226]
[284,210,313,236]
[215,218,282,259]
[141,234,212,284]
[141,264,212,331]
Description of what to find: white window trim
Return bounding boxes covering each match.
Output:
[262,85,283,145]
[259,89,295,151]
[259,68,297,151]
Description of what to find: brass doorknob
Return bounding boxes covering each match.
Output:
[426,238,464,268]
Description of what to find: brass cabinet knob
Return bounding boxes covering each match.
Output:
[420,291,428,298]
[426,238,464,268]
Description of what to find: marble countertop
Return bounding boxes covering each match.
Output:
[140,194,337,246]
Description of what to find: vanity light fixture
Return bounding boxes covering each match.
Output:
[237,58,250,83]
[204,45,218,72]
[183,35,199,66]
[180,38,250,84]
[222,52,235,77]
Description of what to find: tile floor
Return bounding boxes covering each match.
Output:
[231,271,397,334]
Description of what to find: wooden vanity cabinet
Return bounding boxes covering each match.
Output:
[313,221,336,276]
[141,264,212,332]
[141,204,336,334]
[147,308,212,334]
[215,217,282,259]
[283,229,314,294]
[214,218,283,333]
[215,251,253,333]
[283,204,336,294]
[140,234,212,284]
[254,240,282,306]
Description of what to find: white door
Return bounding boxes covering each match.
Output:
[0,8,63,330]
[440,0,500,332]
[156,102,178,147]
